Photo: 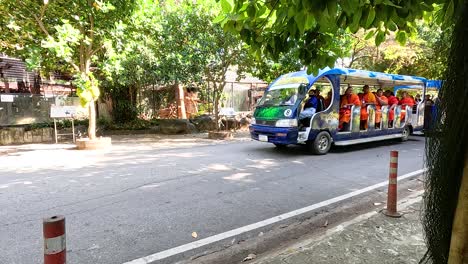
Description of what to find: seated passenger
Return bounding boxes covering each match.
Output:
[324,91,332,109]
[399,92,415,122]
[360,85,377,130]
[375,89,388,129]
[358,92,364,101]
[314,89,325,111]
[425,94,435,106]
[415,94,422,104]
[424,95,435,130]
[384,90,399,127]
[339,86,361,131]
[299,89,318,125]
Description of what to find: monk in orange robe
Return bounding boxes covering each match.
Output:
[339,86,361,131]
[375,89,388,128]
[360,85,377,130]
[384,90,399,127]
[399,92,415,122]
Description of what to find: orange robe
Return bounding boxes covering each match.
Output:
[360,92,377,121]
[387,96,399,121]
[375,95,388,124]
[399,97,415,121]
[339,94,361,127]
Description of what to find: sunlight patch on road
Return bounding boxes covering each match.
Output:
[139,183,162,189]
[246,159,277,169]
[207,164,232,171]
[223,172,253,182]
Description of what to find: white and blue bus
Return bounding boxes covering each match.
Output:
[249,68,438,154]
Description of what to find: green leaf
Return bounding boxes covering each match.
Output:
[420,3,434,12]
[239,2,249,12]
[382,0,401,8]
[375,30,386,46]
[364,30,376,40]
[366,8,376,28]
[288,7,295,18]
[395,30,407,45]
[213,15,225,24]
[295,12,305,34]
[257,5,267,17]
[349,9,362,33]
[221,0,232,13]
[327,0,338,17]
[444,0,454,23]
[304,14,316,31]
[247,4,256,17]
[387,20,397,31]
[235,21,243,31]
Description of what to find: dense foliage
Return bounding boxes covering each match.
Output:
[217,0,460,74]
[341,21,447,79]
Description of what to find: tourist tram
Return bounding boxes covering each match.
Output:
[249,68,438,154]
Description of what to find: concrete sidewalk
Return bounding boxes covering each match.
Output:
[249,192,426,264]
[0,131,251,155]
[111,131,251,150]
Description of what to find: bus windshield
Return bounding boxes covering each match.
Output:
[257,83,307,107]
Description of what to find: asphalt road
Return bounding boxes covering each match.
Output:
[0,136,425,264]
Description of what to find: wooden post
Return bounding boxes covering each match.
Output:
[54,119,58,144]
[176,83,187,119]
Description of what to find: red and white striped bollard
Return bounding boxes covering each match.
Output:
[383,151,402,218]
[43,215,66,264]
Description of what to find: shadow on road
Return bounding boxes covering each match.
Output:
[330,139,405,153]
[248,136,424,157]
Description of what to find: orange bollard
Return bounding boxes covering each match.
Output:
[383,151,402,218]
[43,215,66,264]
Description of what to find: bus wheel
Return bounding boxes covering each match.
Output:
[274,143,287,149]
[400,126,410,142]
[309,131,331,155]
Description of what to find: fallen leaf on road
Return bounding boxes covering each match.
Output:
[322,220,328,227]
[243,254,256,262]
[373,202,382,206]
[191,232,198,238]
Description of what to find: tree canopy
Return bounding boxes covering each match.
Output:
[340,20,447,79]
[0,0,137,139]
[217,0,462,73]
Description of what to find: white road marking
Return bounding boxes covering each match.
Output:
[123,169,426,264]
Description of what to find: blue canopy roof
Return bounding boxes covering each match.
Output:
[427,80,442,89]
[394,80,442,93]
[269,67,428,90]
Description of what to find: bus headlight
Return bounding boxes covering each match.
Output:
[275,119,298,127]
[250,117,256,124]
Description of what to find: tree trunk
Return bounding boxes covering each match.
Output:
[88,100,96,140]
[176,82,187,119]
[213,83,220,131]
[448,152,468,264]
[422,2,468,263]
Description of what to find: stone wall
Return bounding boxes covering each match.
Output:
[0,95,87,126]
[0,127,54,145]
